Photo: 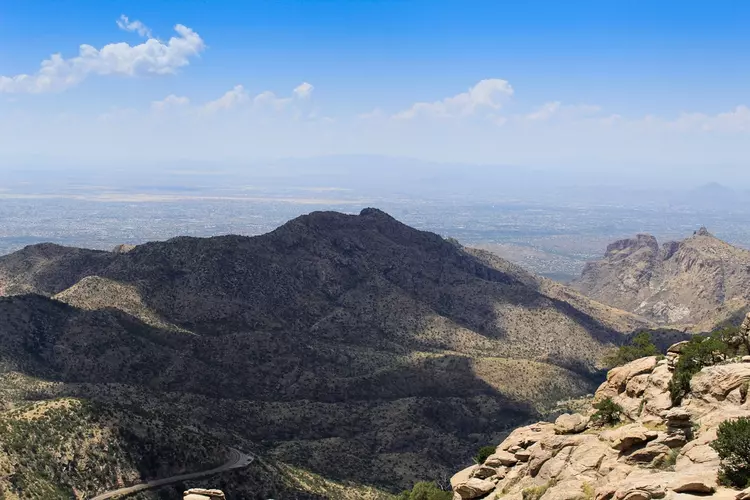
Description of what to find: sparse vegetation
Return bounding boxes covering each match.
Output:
[397,482,452,500]
[591,397,623,426]
[522,482,552,500]
[711,417,750,488]
[653,449,679,470]
[474,445,496,464]
[668,334,730,404]
[580,482,595,500]
[0,397,225,498]
[603,332,659,368]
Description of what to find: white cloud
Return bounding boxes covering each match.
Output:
[116,15,152,38]
[394,79,514,119]
[667,105,750,133]
[293,82,314,99]
[198,82,314,114]
[0,21,204,93]
[524,101,602,122]
[151,94,190,111]
[202,85,249,113]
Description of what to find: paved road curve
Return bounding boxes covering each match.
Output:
[89,448,254,500]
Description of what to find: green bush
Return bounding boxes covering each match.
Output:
[604,332,659,368]
[591,397,622,426]
[668,334,729,404]
[474,445,496,464]
[711,417,750,488]
[397,482,452,500]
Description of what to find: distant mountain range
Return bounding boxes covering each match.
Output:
[572,227,750,330]
[0,208,657,498]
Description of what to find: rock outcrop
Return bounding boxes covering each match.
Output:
[450,342,750,500]
[572,229,750,328]
[183,489,226,500]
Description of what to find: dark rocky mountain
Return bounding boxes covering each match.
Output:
[572,228,750,330]
[0,209,651,497]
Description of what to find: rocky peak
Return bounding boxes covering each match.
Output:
[573,229,750,328]
[604,234,659,259]
[112,243,136,254]
[450,343,750,500]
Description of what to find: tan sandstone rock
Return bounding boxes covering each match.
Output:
[184,489,226,500]
[601,424,658,451]
[554,413,589,434]
[454,477,496,499]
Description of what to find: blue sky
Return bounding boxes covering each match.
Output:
[1,1,749,170]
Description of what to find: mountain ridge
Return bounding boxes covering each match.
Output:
[572,228,750,329]
[0,208,659,495]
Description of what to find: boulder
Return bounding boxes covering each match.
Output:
[607,357,658,393]
[472,465,498,479]
[498,423,556,451]
[554,413,589,435]
[652,431,688,449]
[183,489,226,500]
[454,478,496,499]
[664,408,691,427]
[690,364,750,401]
[624,442,671,464]
[601,424,658,451]
[485,451,518,467]
[668,465,717,493]
[610,470,671,500]
[451,465,479,489]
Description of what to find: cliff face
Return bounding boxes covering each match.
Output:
[572,228,750,328]
[450,336,750,500]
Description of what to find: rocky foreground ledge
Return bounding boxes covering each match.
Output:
[450,342,750,500]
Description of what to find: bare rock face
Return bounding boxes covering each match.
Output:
[112,243,136,254]
[554,413,589,434]
[572,229,750,327]
[450,352,750,500]
[601,424,658,451]
[183,489,226,500]
[454,478,496,499]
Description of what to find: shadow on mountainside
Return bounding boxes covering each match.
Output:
[0,294,553,492]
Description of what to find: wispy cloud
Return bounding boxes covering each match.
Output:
[116,15,152,38]
[393,79,514,119]
[151,94,190,112]
[0,19,204,93]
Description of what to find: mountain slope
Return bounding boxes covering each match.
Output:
[0,208,650,493]
[572,228,750,328]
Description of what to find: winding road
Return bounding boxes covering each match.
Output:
[89,448,254,500]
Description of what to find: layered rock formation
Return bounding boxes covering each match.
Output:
[450,343,750,500]
[572,228,750,328]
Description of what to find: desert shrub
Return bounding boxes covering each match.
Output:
[581,482,595,500]
[522,483,551,500]
[474,445,496,464]
[591,397,622,426]
[711,417,750,488]
[668,335,729,404]
[604,332,659,368]
[653,448,679,470]
[397,482,452,500]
